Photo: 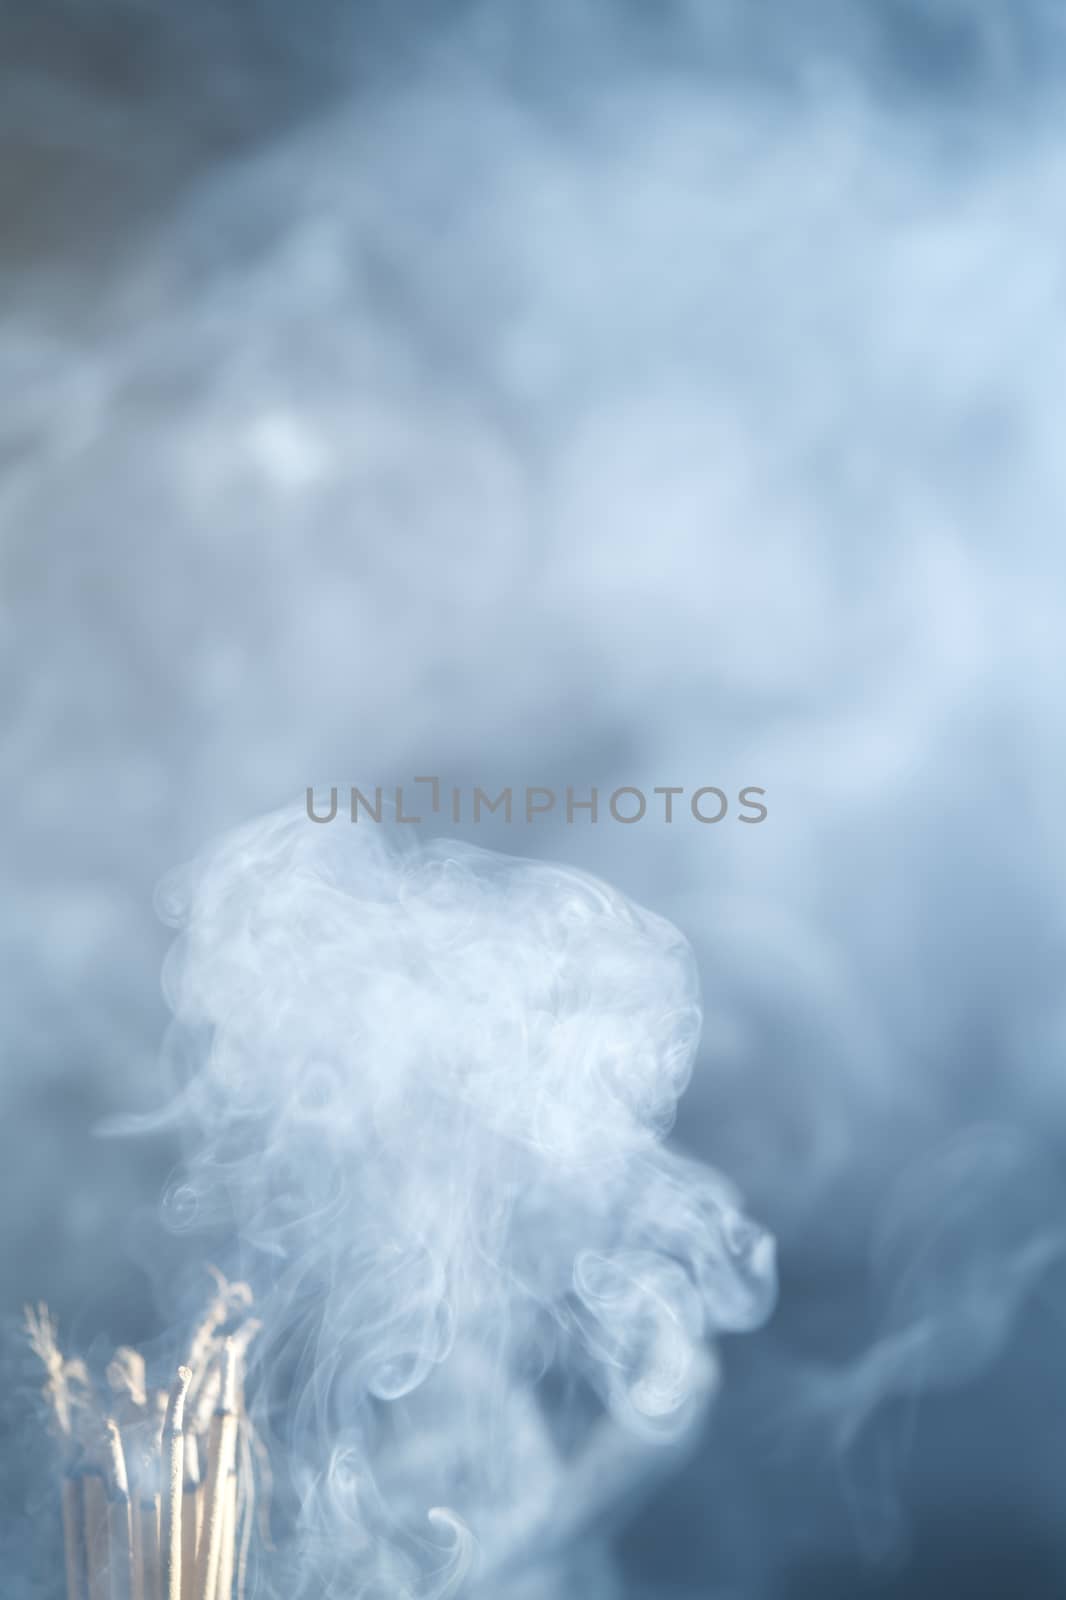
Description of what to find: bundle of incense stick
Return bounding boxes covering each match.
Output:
[26,1270,263,1600]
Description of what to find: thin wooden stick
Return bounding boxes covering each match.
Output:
[234,1425,256,1600]
[196,1341,239,1600]
[190,1360,223,1442]
[131,1493,144,1600]
[103,1421,133,1600]
[160,1369,191,1600]
[180,1434,201,1600]
[107,1350,148,1600]
[140,1497,162,1600]
[215,1472,237,1600]
[141,1392,166,1600]
[62,1468,89,1600]
[83,1468,109,1600]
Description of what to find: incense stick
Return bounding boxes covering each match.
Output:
[103,1420,133,1600]
[215,1473,237,1600]
[83,1468,109,1600]
[29,1285,263,1600]
[131,1494,144,1600]
[140,1497,162,1600]
[160,1368,191,1600]
[196,1342,239,1600]
[62,1468,88,1600]
[180,1433,201,1600]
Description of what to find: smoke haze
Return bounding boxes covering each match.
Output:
[3,2,1066,1595]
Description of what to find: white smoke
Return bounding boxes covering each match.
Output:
[136,804,775,1596]
[6,4,1066,1591]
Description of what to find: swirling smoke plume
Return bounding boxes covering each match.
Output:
[125,804,776,1598]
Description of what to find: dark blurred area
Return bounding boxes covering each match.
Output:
[3,1,1066,1595]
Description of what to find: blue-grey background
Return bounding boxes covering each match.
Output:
[3,2,1066,1595]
